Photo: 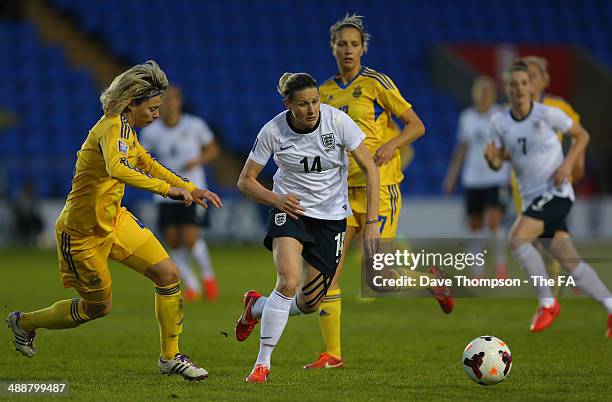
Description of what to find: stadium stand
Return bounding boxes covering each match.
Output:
[1,0,610,199]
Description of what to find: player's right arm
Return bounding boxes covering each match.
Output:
[372,74,425,166]
[443,112,469,194]
[339,109,380,255]
[237,159,304,220]
[99,120,174,197]
[444,143,467,193]
[237,127,304,219]
[485,117,510,171]
[484,143,505,171]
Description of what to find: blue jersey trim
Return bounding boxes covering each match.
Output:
[362,72,391,90]
[333,67,365,89]
[373,98,385,121]
[365,68,394,89]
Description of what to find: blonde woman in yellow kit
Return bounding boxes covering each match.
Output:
[7,61,222,380]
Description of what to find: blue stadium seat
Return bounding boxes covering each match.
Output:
[3,0,609,198]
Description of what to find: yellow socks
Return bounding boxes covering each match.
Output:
[19,298,90,331]
[319,288,341,358]
[155,282,183,360]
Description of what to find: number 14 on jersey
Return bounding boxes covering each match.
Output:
[300,156,322,173]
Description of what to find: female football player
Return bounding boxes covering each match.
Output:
[509,55,585,214]
[485,61,611,336]
[140,86,220,302]
[444,76,509,279]
[307,13,454,370]
[234,72,379,383]
[510,56,585,297]
[7,61,222,380]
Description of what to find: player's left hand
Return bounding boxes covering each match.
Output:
[363,221,381,258]
[553,163,572,188]
[168,187,194,206]
[374,143,395,166]
[192,188,223,209]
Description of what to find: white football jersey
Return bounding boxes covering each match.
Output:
[458,105,510,188]
[249,103,365,220]
[140,114,214,202]
[491,102,574,210]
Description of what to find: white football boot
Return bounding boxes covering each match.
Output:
[158,353,208,380]
[6,312,37,357]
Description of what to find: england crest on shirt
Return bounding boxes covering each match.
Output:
[321,133,335,149]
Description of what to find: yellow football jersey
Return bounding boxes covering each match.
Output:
[57,114,196,237]
[510,95,580,212]
[320,67,412,187]
[543,94,580,125]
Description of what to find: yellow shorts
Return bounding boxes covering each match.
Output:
[55,208,169,303]
[347,184,402,239]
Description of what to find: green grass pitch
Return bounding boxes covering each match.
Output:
[1,245,610,401]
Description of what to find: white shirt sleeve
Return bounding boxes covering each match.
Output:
[248,125,274,166]
[457,111,469,143]
[195,118,215,146]
[337,110,365,151]
[546,105,574,133]
[490,114,505,148]
[138,126,156,152]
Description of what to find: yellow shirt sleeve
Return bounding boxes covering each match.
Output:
[557,101,580,124]
[134,139,197,193]
[99,121,173,197]
[544,96,580,124]
[375,74,412,118]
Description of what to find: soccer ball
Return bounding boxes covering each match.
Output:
[462,335,512,385]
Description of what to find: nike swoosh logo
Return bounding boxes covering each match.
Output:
[241,298,255,325]
[280,145,293,150]
[260,336,272,340]
[325,361,343,368]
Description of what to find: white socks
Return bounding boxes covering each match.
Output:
[513,243,555,308]
[571,262,612,313]
[169,248,199,291]
[467,231,485,277]
[493,228,506,266]
[170,239,215,292]
[251,295,303,320]
[192,238,215,279]
[255,291,292,368]
[514,244,612,313]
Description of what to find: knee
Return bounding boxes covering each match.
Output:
[297,300,318,314]
[561,260,579,272]
[164,232,180,250]
[182,231,198,249]
[468,216,483,232]
[276,278,299,298]
[508,229,523,251]
[84,298,112,319]
[183,238,196,249]
[166,239,180,250]
[147,260,180,286]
